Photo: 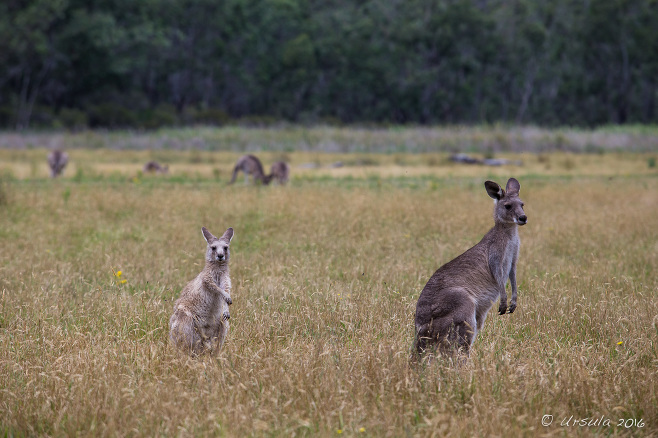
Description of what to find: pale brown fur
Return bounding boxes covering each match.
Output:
[169,227,234,355]
[229,155,273,185]
[269,161,290,185]
[47,149,69,178]
[413,178,527,361]
[143,161,169,174]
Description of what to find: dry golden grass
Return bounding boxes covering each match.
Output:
[0,148,656,436]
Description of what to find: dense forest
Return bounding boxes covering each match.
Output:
[1,0,658,130]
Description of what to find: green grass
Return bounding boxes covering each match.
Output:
[0,135,657,436]
[2,124,658,153]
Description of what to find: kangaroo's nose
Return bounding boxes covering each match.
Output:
[218,254,224,260]
[519,215,527,224]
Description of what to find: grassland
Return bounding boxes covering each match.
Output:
[0,128,657,436]
[1,124,658,154]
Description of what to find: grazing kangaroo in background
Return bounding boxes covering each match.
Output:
[229,155,273,185]
[413,178,527,361]
[269,161,290,185]
[143,161,169,174]
[169,227,234,355]
[47,150,69,178]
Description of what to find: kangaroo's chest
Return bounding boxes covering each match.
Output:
[195,275,225,321]
[210,277,226,314]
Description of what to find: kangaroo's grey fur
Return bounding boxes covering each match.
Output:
[169,227,234,355]
[229,155,273,185]
[47,150,69,178]
[413,178,527,360]
[143,161,169,174]
[269,161,290,185]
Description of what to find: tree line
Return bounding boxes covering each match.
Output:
[1,0,657,130]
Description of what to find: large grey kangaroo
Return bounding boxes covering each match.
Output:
[413,178,527,360]
[229,155,273,185]
[169,227,234,355]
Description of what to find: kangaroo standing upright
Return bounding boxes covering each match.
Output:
[47,149,69,178]
[169,227,234,355]
[414,178,527,360]
[229,155,273,185]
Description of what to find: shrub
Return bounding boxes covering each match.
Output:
[0,107,14,128]
[236,115,279,127]
[584,143,605,154]
[58,108,89,131]
[191,108,230,126]
[138,107,178,129]
[30,106,57,128]
[88,104,138,128]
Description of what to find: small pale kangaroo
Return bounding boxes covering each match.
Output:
[229,155,273,185]
[269,161,290,185]
[169,227,234,355]
[143,161,169,174]
[413,178,527,361]
[47,149,69,178]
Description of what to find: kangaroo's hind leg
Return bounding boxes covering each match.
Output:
[169,309,202,355]
[443,317,477,358]
[414,322,434,358]
[208,304,230,355]
[216,320,229,353]
[434,305,477,359]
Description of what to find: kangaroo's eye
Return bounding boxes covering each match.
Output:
[505,204,511,210]
[212,246,217,251]
[224,246,228,251]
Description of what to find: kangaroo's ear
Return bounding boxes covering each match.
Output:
[221,227,234,243]
[485,181,504,200]
[202,227,216,243]
[505,178,520,196]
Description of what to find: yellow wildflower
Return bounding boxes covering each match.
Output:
[120,279,127,284]
[336,430,343,435]
[617,341,623,345]
[359,427,366,433]
[116,271,122,277]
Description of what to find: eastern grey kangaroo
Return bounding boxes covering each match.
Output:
[269,161,290,185]
[47,150,69,178]
[169,227,234,355]
[413,178,527,360]
[229,155,273,185]
[143,161,169,174]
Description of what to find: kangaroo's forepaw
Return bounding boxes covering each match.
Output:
[498,304,507,315]
[223,311,230,321]
[508,303,517,314]
[224,296,232,306]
